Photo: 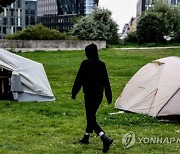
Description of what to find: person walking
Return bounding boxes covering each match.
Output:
[72,43,113,153]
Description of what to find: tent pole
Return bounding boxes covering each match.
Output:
[148,88,158,114]
[157,87,180,116]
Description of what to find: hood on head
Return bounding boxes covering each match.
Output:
[85,43,99,59]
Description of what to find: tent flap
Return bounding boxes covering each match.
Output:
[12,92,55,102]
[11,74,23,92]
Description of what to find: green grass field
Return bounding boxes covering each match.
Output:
[0,48,180,154]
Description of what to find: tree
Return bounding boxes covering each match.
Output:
[0,0,16,13]
[71,8,119,44]
[136,1,180,43]
[124,31,138,43]
[136,12,166,43]
[152,1,180,38]
[174,29,180,42]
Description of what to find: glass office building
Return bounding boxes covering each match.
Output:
[0,0,25,38]
[37,0,99,32]
[25,0,37,27]
[37,0,58,16]
[37,0,99,16]
[170,0,180,4]
[85,0,95,14]
[0,0,37,39]
[56,0,77,15]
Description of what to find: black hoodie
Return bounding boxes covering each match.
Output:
[72,43,112,104]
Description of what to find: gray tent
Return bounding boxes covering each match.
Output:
[0,48,55,102]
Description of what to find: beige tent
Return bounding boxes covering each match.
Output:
[115,56,180,117]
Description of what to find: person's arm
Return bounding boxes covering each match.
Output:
[72,62,84,99]
[104,64,112,104]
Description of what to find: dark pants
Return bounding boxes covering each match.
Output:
[84,92,104,135]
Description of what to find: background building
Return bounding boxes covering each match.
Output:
[137,0,180,16]
[0,0,25,39]
[0,0,37,39]
[120,17,137,39]
[121,0,180,39]
[37,0,57,16]
[25,0,37,27]
[137,0,146,16]
[37,0,99,32]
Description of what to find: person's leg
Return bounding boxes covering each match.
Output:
[81,93,113,152]
[91,110,113,153]
[85,103,94,134]
[92,107,103,136]
[100,134,113,153]
[92,95,113,153]
[79,96,94,144]
[79,133,90,144]
[92,94,104,136]
[80,93,102,143]
[81,106,102,144]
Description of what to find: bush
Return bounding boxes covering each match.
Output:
[6,24,75,40]
[71,8,119,45]
[136,12,166,44]
[136,1,180,44]
[174,29,180,42]
[152,2,180,36]
[124,31,138,43]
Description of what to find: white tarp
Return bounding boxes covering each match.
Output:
[115,56,180,117]
[0,48,55,102]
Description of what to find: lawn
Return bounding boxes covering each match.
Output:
[0,48,180,154]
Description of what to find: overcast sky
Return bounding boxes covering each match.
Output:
[99,0,139,32]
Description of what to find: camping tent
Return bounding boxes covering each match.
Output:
[115,56,180,117]
[0,48,55,102]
